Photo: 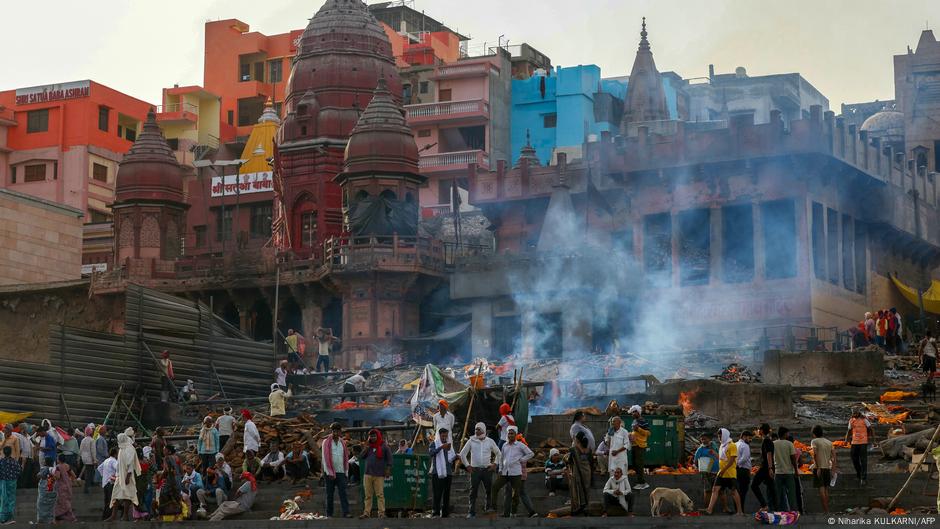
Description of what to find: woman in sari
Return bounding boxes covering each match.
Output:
[567,431,594,516]
[36,458,58,524]
[53,454,77,522]
[153,468,189,522]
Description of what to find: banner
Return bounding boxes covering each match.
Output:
[210,171,274,197]
[409,364,467,427]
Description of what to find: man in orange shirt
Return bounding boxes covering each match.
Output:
[845,409,873,485]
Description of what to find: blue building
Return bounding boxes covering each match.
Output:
[510,65,682,165]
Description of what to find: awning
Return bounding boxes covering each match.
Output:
[400,321,471,343]
[891,275,940,314]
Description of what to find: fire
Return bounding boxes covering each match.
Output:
[889,508,908,515]
[678,390,699,415]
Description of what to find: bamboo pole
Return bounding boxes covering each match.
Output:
[458,362,484,451]
[886,422,940,511]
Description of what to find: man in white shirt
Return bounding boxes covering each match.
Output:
[735,430,753,509]
[259,441,286,481]
[215,408,236,450]
[274,360,289,388]
[429,428,457,517]
[320,423,350,518]
[432,400,455,439]
[97,447,119,520]
[342,371,369,403]
[241,410,260,456]
[602,467,634,515]
[459,422,500,518]
[488,425,533,518]
[79,425,97,493]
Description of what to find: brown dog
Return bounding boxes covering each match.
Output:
[650,487,695,516]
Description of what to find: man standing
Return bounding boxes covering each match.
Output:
[750,423,776,511]
[921,331,938,377]
[320,422,351,518]
[241,410,260,458]
[606,416,630,476]
[429,428,457,518]
[811,425,836,513]
[274,360,290,389]
[628,405,650,490]
[315,327,340,372]
[773,426,799,511]
[197,416,220,475]
[459,422,499,518]
[284,329,303,369]
[358,428,392,518]
[159,350,175,403]
[845,410,872,485]
[735,430,753,510]
[14,424,34,489]
[489,425,533,517]
[268,383,292,418]
[96,447,118,520]
[215,408,236,451]
[79,425,96,493]
[432,400,455,439]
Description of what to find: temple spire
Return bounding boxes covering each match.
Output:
[621,17,670,129]
[639,16,649,50]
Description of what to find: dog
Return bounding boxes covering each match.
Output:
[650,487,695,516]
[923,376,936,402]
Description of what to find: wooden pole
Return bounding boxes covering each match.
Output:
[458,361,483,451]
[886,422,940,511]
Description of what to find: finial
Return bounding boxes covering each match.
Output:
[639,17,650,50]
[525,128,531,147]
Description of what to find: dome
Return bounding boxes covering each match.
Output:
[339,78,421,180]
[860,109,904,139]
[114,110,184,204]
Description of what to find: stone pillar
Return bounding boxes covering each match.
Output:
[471,300,493,358]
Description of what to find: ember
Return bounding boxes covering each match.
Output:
[678,389,699,415]
[711,362,760,383]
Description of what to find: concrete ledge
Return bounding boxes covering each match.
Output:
[647,379,793,423]
[762,349,884,387]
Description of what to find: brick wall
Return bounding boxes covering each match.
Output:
[0,190,83,285]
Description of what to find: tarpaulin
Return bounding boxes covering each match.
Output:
[348,196,418,236]
[0,411,32,424]
[891,274,940,314]
[410,364,468,427]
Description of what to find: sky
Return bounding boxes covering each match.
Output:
[2,0,936,110]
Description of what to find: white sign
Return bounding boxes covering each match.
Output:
[210,171,274,197]
[81,263,108,275]
[15,80,91,105]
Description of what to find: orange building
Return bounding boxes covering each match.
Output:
[0,80,153,269]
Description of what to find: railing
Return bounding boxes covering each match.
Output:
[156,102,199,114]
[405,99,487,120]
[435,63,493,78]
[419,149,489,169]
[442,242,492,267]
[322,235,444,272]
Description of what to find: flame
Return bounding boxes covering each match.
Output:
[889,508,908,515]
[679,389,699,415]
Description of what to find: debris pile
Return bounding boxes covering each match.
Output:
[683,410,719,430]
[711,363,761,383]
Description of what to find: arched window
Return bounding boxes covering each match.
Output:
[355,189,370,201]
[380,189,397,201]
[405,192,415,204]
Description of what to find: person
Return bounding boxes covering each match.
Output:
[269,383,292,417]
[274,360,290,389]
[569,410,595,451]
[544,448,567,496]
[489,425,533,517]
[94,425,109,483]
[78,425,97,494]
[602,466,634,516]
[242,409,260,456]
[149,427,167,474]
[97,447,118,520]
[595,438,609,475]
[497,403,516,448]
[196,467,230,516]
[875,310,887,348]
[347,446,361,485]
[788,432,806,514]
[751,423,776,511]
[36,424,57,465]
[180,462,204,500]
[773,426,799,511]
[285,441,310,484]
[343,371,369,403]
[179,379,197,402]
[215,408,236,451]
[694,433,719,506]
[315,327,340,372]
[429,428,457,518]
[208,472,257,521]
[459,422,499,518]
[811,425,836,513]
[109,430,141,522]
[197,416,220,474]
[606,416,630,475]
[163,445,183,490]
[0,426,19,465]
[395,439,413,455]
[864,312,875,343]
[53,453,77,522]
[891,307,903,353]
[846,409,872,485]
[705,428,743,515]
[628,405,650,490]
[566,430,593,516]
[60,429,80,470]
[510,433,538,518]
[359,428,392,518]
[153,468,187,521]
[258,441,286,481]
[0,445,22,524]
[735,430,753,509]
[136,447,155,520]
[432,400,455,439]
[16,423,35,489]
[159,350,175,402]
[36,458,57,524]
[320,423,351,518]
[921,331,938,376]
[241,451,262,477]
[214,453,233,484]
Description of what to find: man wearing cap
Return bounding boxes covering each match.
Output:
[544,448,567,496]
[215,408,236,451]
[268,383,292,418]
[320,423,351,518]
[429,428,458,517]
[459,422,499,518]
[628,405,650,490]
[489,425,533,517]
[432,400,455,439]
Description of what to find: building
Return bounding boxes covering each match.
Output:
[894,30,940,173]
[155,85,222,173]
[0,188,83,285]
[0,80,152,268]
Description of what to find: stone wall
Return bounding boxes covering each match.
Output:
[647,379,793,424]
[762,348,884,387]
[0,189,83,285]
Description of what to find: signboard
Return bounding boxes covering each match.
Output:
[81,263,108,275]
[15,80,91,105]
[210,171,273,197]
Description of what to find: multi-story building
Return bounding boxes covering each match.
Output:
[895,29,940,173]
[155,85,222,174]
[0,80,152,268]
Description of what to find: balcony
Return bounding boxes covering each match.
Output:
[421,204,452,217]
[419,149,489,172]
[432,63,497,79]
[155,103,199,124]
[405,99,488,125]
[322,235,445,275]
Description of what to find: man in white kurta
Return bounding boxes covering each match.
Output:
[606,416,631,475]
[108,431,141,520]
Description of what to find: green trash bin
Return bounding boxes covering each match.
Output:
[360,453,430,512]
[626,414,684,468]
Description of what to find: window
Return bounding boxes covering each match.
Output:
[678,209,710,286]
[300,212,318,248]
[250,204,272,238]
[10,166,15,184]
[610,229,634,258]
[98,106,109,132]
[842,214,855,291]
[761,199,797,279]
[216,208,233,242]
[492,315,522,357]
[438,88,452,102]
[533,313,563,359]
[811,202,826,280]
[124,128,136,142]
[854,221,867,294]
[268,60,282,83]
[643,213,672,280]
[543,113,557,128]
[254,62,264,82]
[237,98,264,127]
[194,225,207,248]
[419,81,429,94]
[166,138,179,151]
[827,208,839,284]
[722,204,754,283]
[24,164,46,182]
[227,110,234,126]
[402,84,412,104]
[27,109,49,133]
[438,179,454,205]
[88,210,110,223]
[273,102,282,116]
[240,63,251,82]
[92,163,108,182]
[418,129,431,138]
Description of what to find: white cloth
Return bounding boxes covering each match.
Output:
[431,438,457,478]
[97,456,118,488]
[111,433,141,505]
[12,432,30,459]
[570,422,596,451]
[603,474,632,511]
[606,426,631,473]
[432,411,455,437]
[718,428,732,460]
[459,430,500,468]
[497,415,515,442]
[261,451,284,468]
[497,441,533,476]
[80,436,97,465]
[274,368,288,387]
[243,420,260,453]
[318,337,331,356]
[345,374,366,391]
[216,415,236,437]
[735,439,752,469]
[328,439,345,475]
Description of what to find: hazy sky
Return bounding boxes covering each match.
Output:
[3,0,936,109]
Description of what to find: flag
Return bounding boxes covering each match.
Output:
[409,364,468,426]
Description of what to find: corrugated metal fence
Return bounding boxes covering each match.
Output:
[0,284,274,427]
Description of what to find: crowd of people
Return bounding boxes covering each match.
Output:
[853,308,905,353]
